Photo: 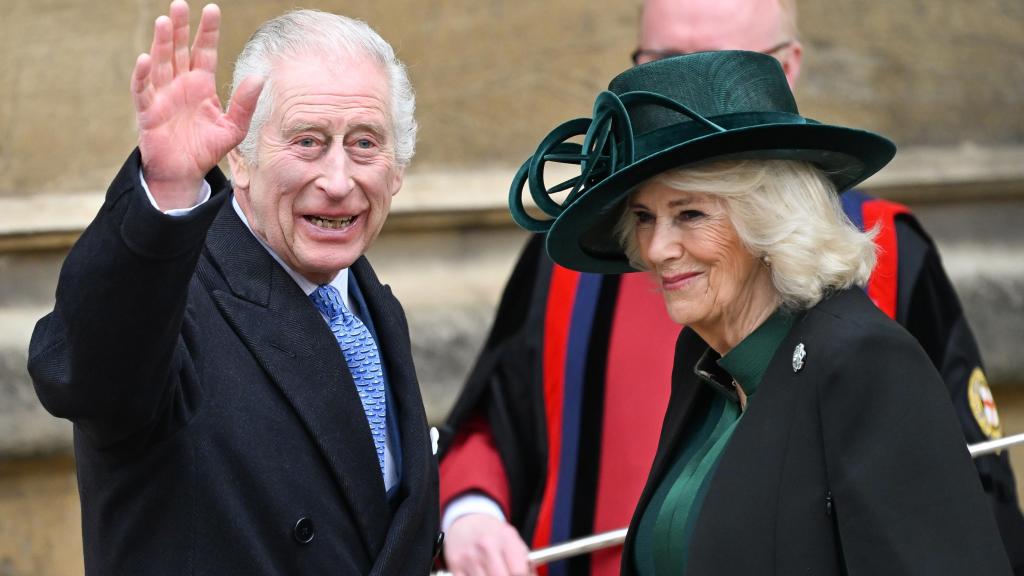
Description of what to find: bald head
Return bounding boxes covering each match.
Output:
[637,0,802,87]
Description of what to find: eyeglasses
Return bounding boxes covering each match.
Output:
[630,39,794,66]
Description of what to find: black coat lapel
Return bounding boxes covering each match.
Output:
[202,202,389,555]
[621,326,710,575]
[681,310,810,574]
[349,257,437,574]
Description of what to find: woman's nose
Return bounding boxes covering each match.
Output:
[645,221,684,265]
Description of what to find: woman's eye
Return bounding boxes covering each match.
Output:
[677,210,705,221]
[633,211,655,225]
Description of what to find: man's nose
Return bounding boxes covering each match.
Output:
[316,143,355,198]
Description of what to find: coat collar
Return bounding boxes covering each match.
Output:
[201,200,409,557]
[349,256,439,574]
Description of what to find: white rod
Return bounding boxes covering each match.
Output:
[431,529,628,576]
[969,432,1024,457]
[527,527,628,566]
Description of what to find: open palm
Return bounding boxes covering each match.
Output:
[132,1,263,209]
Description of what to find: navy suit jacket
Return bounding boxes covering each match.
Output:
[28,150,439,575]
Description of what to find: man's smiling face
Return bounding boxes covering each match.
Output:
[230,53,403,285]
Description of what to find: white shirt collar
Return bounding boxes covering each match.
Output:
[231,197,350,309]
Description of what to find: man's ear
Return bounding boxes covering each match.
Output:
[227,149,251,193]
[781,40,803,89]
[390,165,405,197]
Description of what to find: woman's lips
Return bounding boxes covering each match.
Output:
[661,271,701,291]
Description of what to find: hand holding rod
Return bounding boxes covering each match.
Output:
[431,432,1024,575]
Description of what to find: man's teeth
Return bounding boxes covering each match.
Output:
[308,215,354,229]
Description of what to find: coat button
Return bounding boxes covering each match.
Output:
[293,517,315,544]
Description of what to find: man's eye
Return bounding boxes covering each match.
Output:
[354,138,376,149]
[296,137,319,148]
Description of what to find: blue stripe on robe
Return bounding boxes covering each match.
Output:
[549,272,602,576]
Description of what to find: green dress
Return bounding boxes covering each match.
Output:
[633,310,794,575]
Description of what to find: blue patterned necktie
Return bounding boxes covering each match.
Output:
[310,284,387,475]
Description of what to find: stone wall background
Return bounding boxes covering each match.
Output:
[1,0,1022,573]
[2,0,1022,195]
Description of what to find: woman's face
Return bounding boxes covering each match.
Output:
[628,179,776,348]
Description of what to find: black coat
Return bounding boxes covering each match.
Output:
[621,288,1011,575]
[28,150,439,575]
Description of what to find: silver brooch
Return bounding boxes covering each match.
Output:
[792,343,806,373]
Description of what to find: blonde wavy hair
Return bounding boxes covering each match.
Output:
[615,159,877,311]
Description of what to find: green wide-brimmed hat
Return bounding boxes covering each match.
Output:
[508,50,896,273]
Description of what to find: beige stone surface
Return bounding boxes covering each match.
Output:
[0,0,637,198]
[2,0,1021,198]
[0,456,83,576]
[799,0,1024,146]
[0,0,141,198]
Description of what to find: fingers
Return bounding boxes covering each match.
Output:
[148,1,206,88]
[148,15,174,89]
[131,53,154,113]
[445,515,533,576]
[223,74,265,135]
[191,4,221,74]
[169,0,191,76]
[477,535,528,575]
[135,1,221,118]
[501,537,533,576]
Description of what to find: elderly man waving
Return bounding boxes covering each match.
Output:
[28,2,438,573]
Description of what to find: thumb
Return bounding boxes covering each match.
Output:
[224,74,266,136]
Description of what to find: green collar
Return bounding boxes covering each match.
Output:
[720,309,795,396]
[694,309,794,402]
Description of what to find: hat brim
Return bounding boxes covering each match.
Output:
[545,122,896,274]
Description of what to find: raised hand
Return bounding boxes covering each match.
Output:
[131,1,264,210]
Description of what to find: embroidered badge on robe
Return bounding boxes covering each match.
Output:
[967,367,1002,439]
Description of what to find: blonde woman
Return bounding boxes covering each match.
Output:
[510,51,1010,575]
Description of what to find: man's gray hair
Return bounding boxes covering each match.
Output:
[230,10,416,167]
[616,160,877,311]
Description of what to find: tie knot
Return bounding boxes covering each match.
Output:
[310,284,348,321]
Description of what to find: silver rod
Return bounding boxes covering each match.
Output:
[432,433,1024,575]
[431,528,628,576]
[969,432,1024,457]
[527,527,628,566]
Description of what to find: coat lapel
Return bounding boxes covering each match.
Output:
[622,326,710,573]
[681,310,810,573]
[350,257,437,574]
[202,202,389,556]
